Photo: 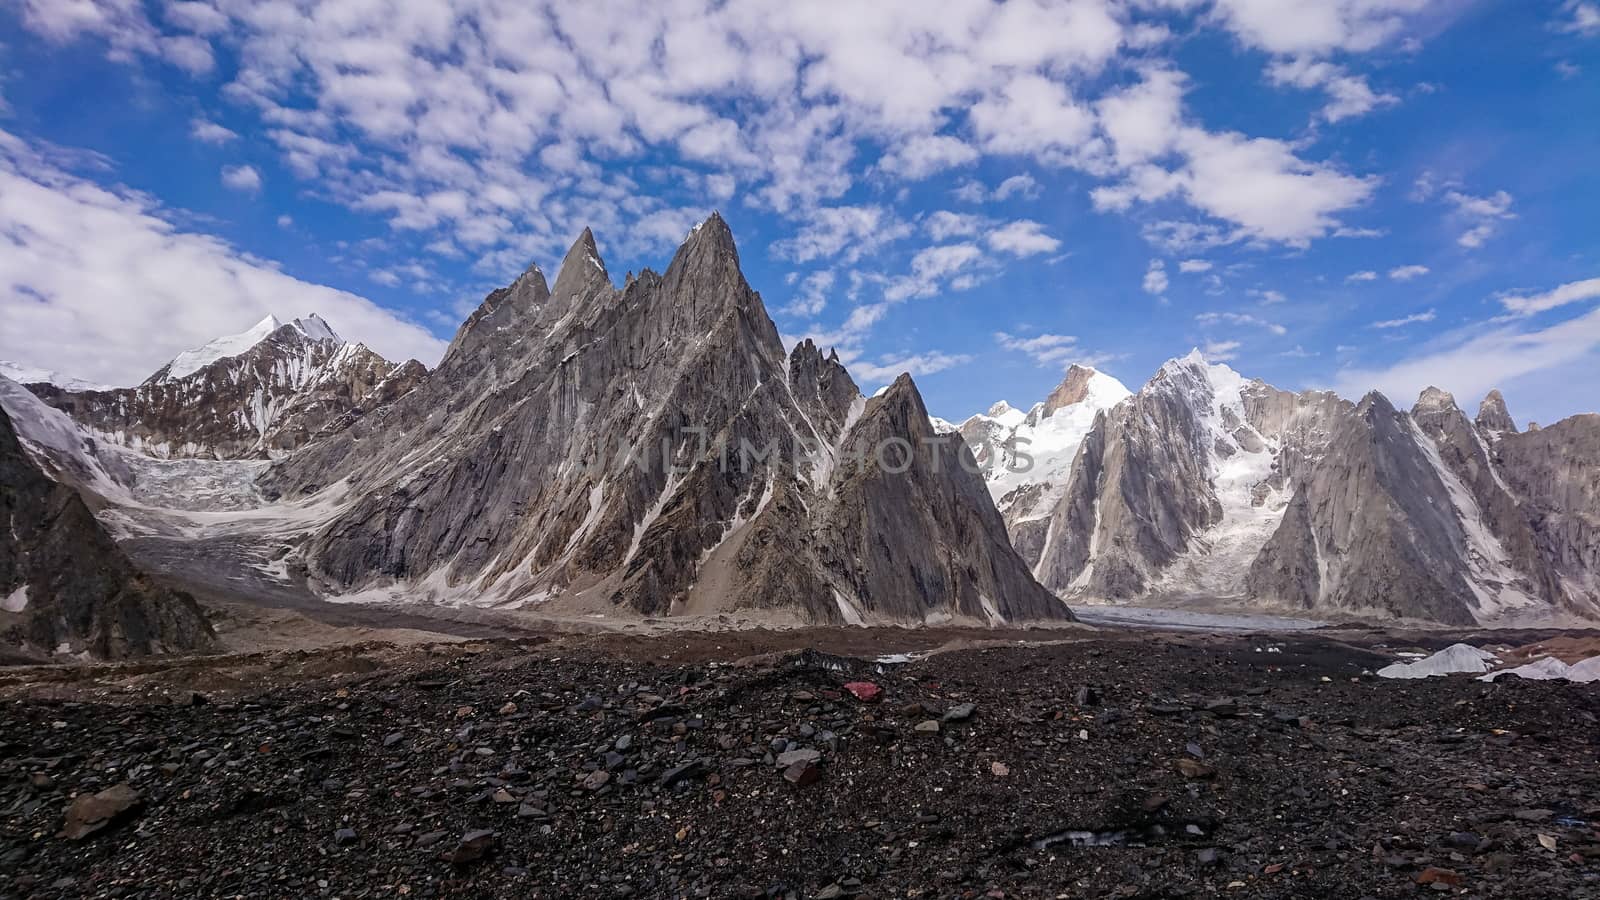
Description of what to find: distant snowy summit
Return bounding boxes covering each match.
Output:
[19,312,425,459]
[154,314,341,382]
[0,360,113,393]
[950,364,1132,519]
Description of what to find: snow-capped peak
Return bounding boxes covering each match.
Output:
[982,401,1027,430]
[0,360,114,392]
[159,314,342,381]
[291,314,340,344]
[957,363,1134,518]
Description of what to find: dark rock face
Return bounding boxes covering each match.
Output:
[1034,355,1232,598]
[0,406,213,660]
[1246,390,1599,624]
[263,215,1069,625]
[1492,412,1600,615]
[30,318,424,460]
[1409,388,1560,608]
[1246,394,1484,625]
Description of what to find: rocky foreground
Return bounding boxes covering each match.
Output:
[2,632,1599,899]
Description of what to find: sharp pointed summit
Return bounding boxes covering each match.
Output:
[1477,389,1518,435]
[551,226,611,303]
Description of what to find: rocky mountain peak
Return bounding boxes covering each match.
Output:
[671,211,740,273]
[440,262,552,372]
[290,314,340,343]
[1357,389,1398,416]
[1413,386,1459,416]
[1041,365,1094,413]
[30,312,419,460]
[550,227,611,303]
[1477,389,1518,435]
[985,400,1019,420]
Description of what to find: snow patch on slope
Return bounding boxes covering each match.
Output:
[1150,353,1288,597]
[1408,419,1537,620]
[1377,643,1498,678]
[0,374,132,499]
[968,367,1131,516]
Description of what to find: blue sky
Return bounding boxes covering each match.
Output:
[0,0,1596,425]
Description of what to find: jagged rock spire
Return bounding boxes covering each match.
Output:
[670,211,740,273]
[1477,389,1518,435]
[550,227,610,302]
[1413,386,1458,415]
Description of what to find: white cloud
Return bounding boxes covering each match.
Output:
[784,270,835,317]
[1445,189,1515,248]
[220,164,261,193]
[161,34,213,74]
[1095,67,1186,167]
[925,210,987,241]
[848,350,971,384]
[885,243,985,302]
[190,118,237,144]
[952,179,990,204]
[1143,258,1169,295]
[165,2,228,35]
[1346,270,1378,282]
[1250,288,1287,304]
[1334,306,1600,408]
[1498,276,1600,317]
[1210,0,1431,55]
[1265,57,1398,123]
[771,205,911,264]
[1092,68,1377,247]
[1196,311,1287,335]
[1178,258,1212,273]
[879,134,979,180]
[1173,128,1377,246]
[1388,264,1429,281]
[971,73,1096,160]
[987,220,1060,257]
[0,129,445,387]
[995,330,1083,367]
[1557,1,1600,36]
[1202,339,1242,361]
[993,173,1041,200]
[276,214,293,228]
[1370,309,1436,328]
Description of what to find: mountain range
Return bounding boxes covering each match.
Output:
[21,314,426,460]
[950,353,1600,626]
[1,213,1597,660]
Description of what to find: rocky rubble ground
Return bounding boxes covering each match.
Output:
[2,635,1599,899]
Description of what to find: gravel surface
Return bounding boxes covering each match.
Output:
[3,634,1599,899]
